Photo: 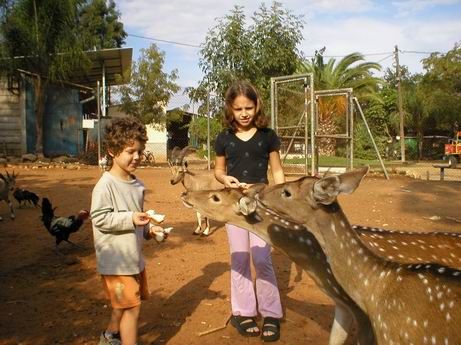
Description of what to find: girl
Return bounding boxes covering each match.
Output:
[214,80,285,342]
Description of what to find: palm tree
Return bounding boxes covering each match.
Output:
[298,50,382,155]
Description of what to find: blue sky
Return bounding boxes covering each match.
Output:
[115,0,461,88]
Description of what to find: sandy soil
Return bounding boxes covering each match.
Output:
[0,165,460,345]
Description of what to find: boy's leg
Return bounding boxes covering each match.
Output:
[119,305,141,345]
[226,224,257,317]
[106,308,123,334]
[249,232,283,319]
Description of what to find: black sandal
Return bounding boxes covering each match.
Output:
[261,317,280,342]
[230,315,260,337]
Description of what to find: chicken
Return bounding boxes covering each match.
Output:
[41,197,89,251]
[13,188,40,207]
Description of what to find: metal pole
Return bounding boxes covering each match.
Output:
[270,78,275,129]
[349,92,354,171]
[206,88,211,171]
[354,97,389,179]
[303,78,309,175]
[395,45,406,163]
[97,81,101,164]
[310,76,316,175]
[102,62,106,117]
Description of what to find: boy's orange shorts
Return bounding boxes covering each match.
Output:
[101,269,149,309]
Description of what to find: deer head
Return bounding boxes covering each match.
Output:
[168,146,197,185]
[253,167,461,344]
[0,170,18,192]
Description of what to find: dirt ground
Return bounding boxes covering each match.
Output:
[1,164,461,345]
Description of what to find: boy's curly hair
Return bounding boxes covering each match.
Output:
[103,117,148,162]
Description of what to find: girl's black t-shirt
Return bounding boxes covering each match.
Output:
[214,128,281,184]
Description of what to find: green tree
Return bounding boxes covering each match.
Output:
[78,0,127,50]
[0,0,89,154]
[421,43,461,133]
[116,44,180,126]
[191,1,304,115]
[250,1,304,101]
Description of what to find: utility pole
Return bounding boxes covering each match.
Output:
[206,88,211,171]
[395,45,406,163]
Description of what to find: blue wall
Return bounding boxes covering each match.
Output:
[42,85,83,156]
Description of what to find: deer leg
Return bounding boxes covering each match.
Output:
[8,200,15,219]
[352,307,376,345]
[328,303,353,345]
[201,217,211,236]
[294,264,303,282]
[193,211,203,235]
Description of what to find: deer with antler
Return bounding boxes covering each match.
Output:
[168,146,223,236]
[252,167,461,344]
[0,170,18,220]
[181,186,376,345]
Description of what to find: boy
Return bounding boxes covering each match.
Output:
[91,117,164,345]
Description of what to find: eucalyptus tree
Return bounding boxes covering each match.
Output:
[0,0,89,154]
[78,0,127,50]
[192,2,304,113]
[116,44,180,126]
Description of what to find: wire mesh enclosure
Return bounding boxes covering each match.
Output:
[271,74,314,175]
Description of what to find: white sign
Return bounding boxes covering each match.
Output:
[82,119,95,129]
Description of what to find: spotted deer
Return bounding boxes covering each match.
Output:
[169,146,223,236]
[255,167,461,344]
[0,170,18,221]
[181,187,375,345]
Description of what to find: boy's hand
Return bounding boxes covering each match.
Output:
[149,224,171,243]
[133,212,150,226]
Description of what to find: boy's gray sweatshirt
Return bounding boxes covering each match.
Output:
[91,172,148,275]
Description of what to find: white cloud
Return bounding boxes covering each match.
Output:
[391,0,459,17]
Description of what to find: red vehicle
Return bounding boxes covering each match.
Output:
[445,130,461,168]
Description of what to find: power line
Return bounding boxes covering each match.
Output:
[127,33,201,48]
[377,53,394,64]
[401,50,435,55]
[127,33,445,57]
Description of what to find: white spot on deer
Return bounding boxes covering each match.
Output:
[423,319,429,328]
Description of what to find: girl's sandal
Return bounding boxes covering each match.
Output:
[230,315,260,337]
[261,317,280,342]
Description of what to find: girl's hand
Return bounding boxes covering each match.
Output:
[133,212,150,226]
[222,175,241,188]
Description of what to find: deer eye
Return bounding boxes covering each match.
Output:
[281,189,292,198]
[211,194,220,202]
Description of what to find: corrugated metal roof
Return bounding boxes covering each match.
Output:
[69,48,132,87]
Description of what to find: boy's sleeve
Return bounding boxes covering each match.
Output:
[91,184,135,232]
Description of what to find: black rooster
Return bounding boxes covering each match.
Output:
[13,188,40,207]
[41,197,89,252]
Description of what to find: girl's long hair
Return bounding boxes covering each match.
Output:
[223,80,268,132]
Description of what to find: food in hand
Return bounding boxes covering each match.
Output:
[149,224,173,243]
[146,209,165,223]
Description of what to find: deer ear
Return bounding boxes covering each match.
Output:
[337,166,369,194]
[238,196,257,215]
[313,166,369,205]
